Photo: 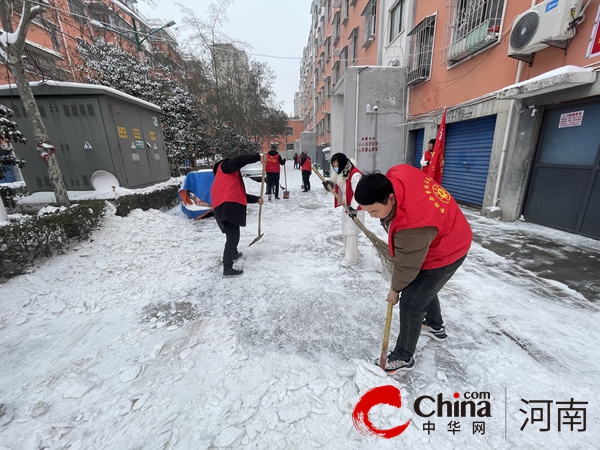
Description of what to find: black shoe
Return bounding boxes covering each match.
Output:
[421,320,447,341]
[374,354,416,375]
[223,268,243,277]
[233,252,243,260]
[275,196,280,200]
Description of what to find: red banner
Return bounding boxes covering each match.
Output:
[587,5,600,58]
[428,107,447,184]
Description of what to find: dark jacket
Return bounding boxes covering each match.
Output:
[213,153,261,231]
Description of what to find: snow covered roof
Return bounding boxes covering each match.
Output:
[496,65,597,100]
[0,80,161,112]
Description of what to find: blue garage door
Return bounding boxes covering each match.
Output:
[413,128,425,169]
[444,115,496,206]
[524,100,600,239]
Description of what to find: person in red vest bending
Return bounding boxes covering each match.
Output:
[323,152,365,267]
[299,152,312,192]
[420,139,435,174]
[355,165,472,374]
[211,153,265,277]
[265,145,286,200]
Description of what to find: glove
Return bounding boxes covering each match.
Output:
[347,206,358,219]
[322,181,334,191]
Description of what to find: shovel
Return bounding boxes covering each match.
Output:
[282,164,290,199]
[378,294,395,370]
[249,160,266,246]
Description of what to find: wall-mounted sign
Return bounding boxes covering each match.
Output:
[135,139,144,149]
[117,126,128,138]
[83,140,93,150]
[586,5,600,58]
[152,116,159,127]
[154,153,160,160]
[358,136,379,152]
[149,131,156,141]
[558,111,584,128]
[132,153,140,161]
[132,128,142,139]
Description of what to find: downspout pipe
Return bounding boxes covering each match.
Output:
[492,0,536,207]
[354,67,367,161]
[492,62,523,207]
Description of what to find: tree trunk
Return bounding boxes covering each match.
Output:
[10,60,70,206]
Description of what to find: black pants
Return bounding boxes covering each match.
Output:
[222,221,240,271]
[266,172,280,197]
[392,255,467,361]
[302,171,311,191]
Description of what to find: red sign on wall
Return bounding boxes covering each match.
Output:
[558,111,584,128]
[587,5,600,58]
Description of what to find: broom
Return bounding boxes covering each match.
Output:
[311,166,392,269]
[313,166,395,371]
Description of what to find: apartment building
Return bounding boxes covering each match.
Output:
[405,0,600,240]
[297,0,406,172]
[0,0,180,86]
[298,0,600,239]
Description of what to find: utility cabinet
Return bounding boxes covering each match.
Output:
[0,81,170,193]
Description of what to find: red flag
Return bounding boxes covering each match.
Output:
[428,107,447,184]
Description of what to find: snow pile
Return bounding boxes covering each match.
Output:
[0,168,599,449]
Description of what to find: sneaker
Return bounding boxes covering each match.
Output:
[223,268,243,277]
[375,354,416,375]
[233,252,243,260]
[421,321,447,341]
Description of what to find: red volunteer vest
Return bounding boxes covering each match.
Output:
[334,166,362,210]
[266,153,281,173]
[386,165,472,269]
[211,164,247,208]
[301,156,312,171]
[422,150,431,175]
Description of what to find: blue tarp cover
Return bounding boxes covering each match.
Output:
[178,170,214,219]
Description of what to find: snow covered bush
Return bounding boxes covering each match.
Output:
[0,200,107,280]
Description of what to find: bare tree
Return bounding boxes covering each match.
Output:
[0,0,69,206]
[177,0,287,155]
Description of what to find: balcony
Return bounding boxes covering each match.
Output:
[447,19,501,64]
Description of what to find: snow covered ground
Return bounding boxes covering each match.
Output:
[1,167,598,449]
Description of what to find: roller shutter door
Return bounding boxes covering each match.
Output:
[443,115,496,206]
[413,128,424,169]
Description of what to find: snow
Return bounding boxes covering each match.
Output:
[0,81,161,112]
[1,168,599,449]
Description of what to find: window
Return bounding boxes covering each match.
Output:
[325,0,331,22]
[349,28,358,64]
[332,61,341,84]
[444,0,505,64]
[286,143,294,151]
[389,0,405,43]
[342,0,349,24]
[333,12,341,45]
[285,127,293,136]
[407,15,435,86]
[325,36,331,62]
[67,0,86,20]
[341,46,349,71]
[361,0,377,47]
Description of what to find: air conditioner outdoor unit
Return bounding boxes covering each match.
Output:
[508,0,582,60]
